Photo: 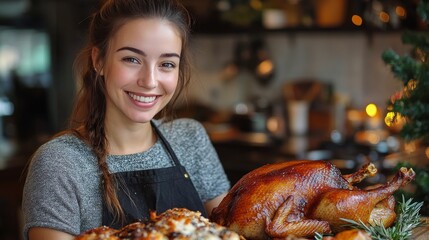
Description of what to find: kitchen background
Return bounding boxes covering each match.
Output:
[0,0,427,239]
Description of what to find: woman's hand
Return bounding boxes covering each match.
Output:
[28,227,75,240]
[205,192,227,216]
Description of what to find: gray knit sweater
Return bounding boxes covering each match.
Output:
[22,118,230,239]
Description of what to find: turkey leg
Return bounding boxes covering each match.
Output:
[265,195,331,238]
[343,163,378,186]
[310,167,415,232]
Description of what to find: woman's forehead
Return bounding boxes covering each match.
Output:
[109,18,182,55]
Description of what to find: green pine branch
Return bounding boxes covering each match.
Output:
[382,51,419,85]
[417,0,429,22]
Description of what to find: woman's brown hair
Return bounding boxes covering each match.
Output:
[68,0,192,223]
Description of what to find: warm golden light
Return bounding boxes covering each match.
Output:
[367,132,381,145]
[250,0,262,10]
[425,147,429,159]
[257,59,274,76]
[384,112,395,127]
[407,79,417,91]
[385,112,405,131]
[379,11,390,23]
[267,117,279,133]
[366,103,378,118]
[351,15,363,26]
[396,6,406,18]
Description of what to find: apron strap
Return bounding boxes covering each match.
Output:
[149,122,205,214]
[150,121,184,172]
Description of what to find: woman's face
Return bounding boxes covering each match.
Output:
[98,18,182,125]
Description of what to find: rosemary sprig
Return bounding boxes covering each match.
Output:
[313,232,323,240]
[340,195,424,240]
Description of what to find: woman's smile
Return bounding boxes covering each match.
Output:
[127,91,158,104]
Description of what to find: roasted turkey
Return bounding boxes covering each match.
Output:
[210,160,415,239]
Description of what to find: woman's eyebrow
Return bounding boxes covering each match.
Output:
[160,53,181,59]
[117,46,146,56]
[116,46,180,58]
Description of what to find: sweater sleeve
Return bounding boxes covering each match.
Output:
[22,139,83,239]
[192,122,231,201]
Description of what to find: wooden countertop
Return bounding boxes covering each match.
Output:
[412,217,429,239]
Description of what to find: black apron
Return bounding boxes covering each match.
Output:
[102,121,207,228]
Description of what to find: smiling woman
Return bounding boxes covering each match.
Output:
[94,18,182,125]
[21,1,230,240]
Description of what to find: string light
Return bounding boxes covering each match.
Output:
[379,11,390,23]
[351,15,363,26]
[395,6,406,18]
[366,103,378,118]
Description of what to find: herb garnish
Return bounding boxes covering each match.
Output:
[340,195,424,240]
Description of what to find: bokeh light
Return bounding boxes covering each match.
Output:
[366,103,378,118]
[351,15,363,26]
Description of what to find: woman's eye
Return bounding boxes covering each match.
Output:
[122,57,140,64]
[161,62,176,69]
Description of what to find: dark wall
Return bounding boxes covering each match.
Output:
[0,0,98,135]
[31,0,96,132]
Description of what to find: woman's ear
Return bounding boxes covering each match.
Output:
[91,47,103,76]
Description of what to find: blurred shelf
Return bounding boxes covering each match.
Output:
[192,23,410,36]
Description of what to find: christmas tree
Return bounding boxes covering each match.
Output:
[382,0,429,215]
[383,0,429,142]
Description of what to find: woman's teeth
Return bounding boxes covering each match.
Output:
[128,92,156,103]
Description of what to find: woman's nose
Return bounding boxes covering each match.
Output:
[137,68,158,89]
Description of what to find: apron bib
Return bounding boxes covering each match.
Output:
[102,121,207,228]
